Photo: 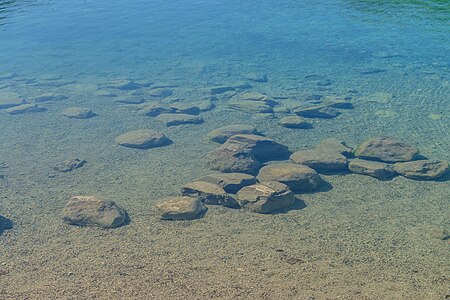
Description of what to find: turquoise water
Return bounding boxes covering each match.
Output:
[0,0,449,299]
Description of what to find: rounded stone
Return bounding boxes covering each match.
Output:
[62,107,96,119]
[206,142,261,175]
[5,104,47,115]
[393,160,449,180]
[0,92,26,109]
[277,115,312,129]
[354,136,419,163]
[62,196,128,228]
[348,158,396,180]
[236,181,295,214]
[257,163,322,192]
[155,113,204,126]
[153,196,207,220]
[207,124,257,143]
[115,129,170,149]
[290,149,348,173]
[226,134,291,162]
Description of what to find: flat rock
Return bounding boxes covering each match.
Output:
[393,160,449,180]
[31,92,67,102]
[5,104,46,114]
[63,196,128,228]
[348,158,396,180]
[136,103,174,116]
[239,91,270,101]
[236,181,295,214]
[54,157,86,172]
[115,96,144,104]
[192,99,215,111]
[354,136,419,163]
[154,196,207,220]
[169,103,201,115]
[277,116,312,129]
[94,89,117,97]
[62,107,96,119]
[290,149,348,173]
[316,138,353,157]
[181,181,239,208]
[228,100,273,113]
[115,129,170,149]
[0,92,26,109]
[149,88,172,98]
[207,124,257,143]
[245,73,268,83]
[198,173,257,194]
[156,113,204,126]
[257,163,322,192]
[206,142,261,175]
[226,134,291,162]
[293,105,341,118]
[102,79,141,90]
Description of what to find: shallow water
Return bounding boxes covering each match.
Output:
[0,0,449,299]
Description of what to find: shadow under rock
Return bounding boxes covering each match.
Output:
[271,198,307,215]
[0,215,13,234]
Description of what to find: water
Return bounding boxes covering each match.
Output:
[0,0,449,299]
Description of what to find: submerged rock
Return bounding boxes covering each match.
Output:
[226,134,290,162]
[245,72,268,83]
[0,92,26,109]
[5,104,46,114]
[181,181,239,208]
[228,100,274,113]
[236,181,296,214]
[102,79,141,90]
[290,149,348,173]
[149,88,172,98]
[206,142,261,175]
[136,103,174,116]
[54,157,86,172]
[354,136,419,163]
[0,215,13,234]
[277,115,312,129]
[315,138,353,157]
[393,160,449,180]
[155,113,204,126]
[169,102,201,115]
[198,172,257,194]
[63,196,128,228]
[293,105,341,119]
[154,196,207,220]
[348,158,396,180]
[257,163,322,192]
[62,107,96,119]
[115,129,171,149]
[207,124,257,143]
[31,93,67,102]
[115,96,144,104]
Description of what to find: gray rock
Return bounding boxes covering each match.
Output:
[315,138,353,157]
[354,136,419,163]
[62,107,96,119]
[169,102,201,115]
[181,181,239,208]
[290,149,348,173]
[63,196,128,228]
[192,99,215,111]
[198,172,257,194]
[155,113,204,126]
[277,116,312,129]
[115,129,170,149]
[154,196,207,220]
[393,160,449,180]
[5,104,46,114]
[94,89,117,97]
[54,157,86,172]
[136,103,175,116]
[31,93,67,102]
[348,158,396,180]
[206,142,261,175]
[237,181,296,214]
[207,124,257,143]
[293,105,341,118]
[257,163,322,192]
[226,134,291,162]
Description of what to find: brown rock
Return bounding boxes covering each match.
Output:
[207,124,257,143]
[348,158,396,180]
[155,113,204,126]
[290,149,348,173]
[181,181,239,208]
[354,136,419,162]
[393,160,449,180]
[115,129,170,149]
[62,107,96,119]
[226,134,291,162]
[153,196,207,220]
[198,173,257,193]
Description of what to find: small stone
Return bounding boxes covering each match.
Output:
[155,113,204,126]
[393,160,449,180]
[62,107,96,119]
[348,158,396,180]
[31,93,67,102]
[198,173,257,194]
[277,116,312,129]
[207,124,257,143]
[54,157,86,172]
[5,104,46,114]
[293,105,340,118]
[354,136,419,163]
[0,92,26,109]
[115,129,170,149]
[236,181,296,214]
[154,196,207,220]
[169,102,201,115]
[63,196,128,228]
[136,103,174,116]
[290,149,348,173]
[181,181,239,208]
[315,138,353,157]
[257,163,322,192]
[0,215,13,234]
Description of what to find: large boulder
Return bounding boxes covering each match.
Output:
[207,124,257,143]
[354,136,419,162]
[393,160,449,180]
[62,196,128,228]
[290,149,348,173]
[153,196,207,220]
[348,158,396,180]
[198,172,257,193]
[257,163,322,192]
[181,181,239,208]
[236,181,295,214]
[115,129,171,149]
